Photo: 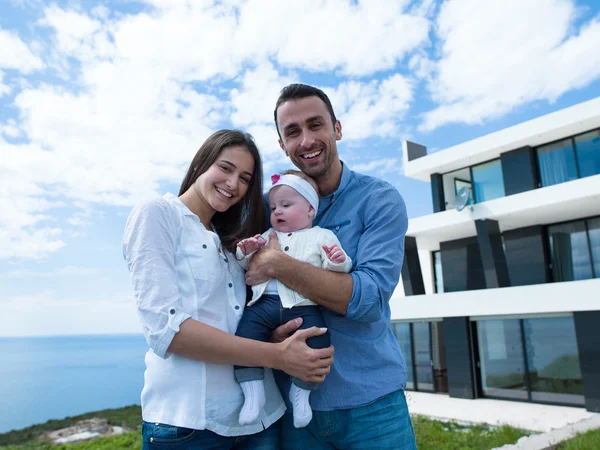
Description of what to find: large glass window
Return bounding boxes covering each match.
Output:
[477,319,527,400]
[413,322,434,392]
[523,317,584,405]
[472,159,505,203]
[537,139,578,187]
[574,129,600,179]
[548,221,594,282]
[433,251,444,293]
[588,218,600,278]
[477,317,584,405]
[441,168,472,211]
[390,323,414,389]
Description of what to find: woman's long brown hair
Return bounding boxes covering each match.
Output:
[179,130,264,253]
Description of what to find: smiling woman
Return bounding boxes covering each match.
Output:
[122,129,334,450]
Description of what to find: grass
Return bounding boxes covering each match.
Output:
[1,406,531,450]
[556,427,600,450]
[412,415,529,450]
[0,406,141,447]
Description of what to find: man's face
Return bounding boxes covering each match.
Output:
[276,96,342,180]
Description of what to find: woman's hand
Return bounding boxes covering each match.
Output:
[275,327,334,383]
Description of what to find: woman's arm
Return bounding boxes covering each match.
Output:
[169,319,333,383]
[124,200,332,383]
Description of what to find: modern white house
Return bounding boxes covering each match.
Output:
[390,97,600,412]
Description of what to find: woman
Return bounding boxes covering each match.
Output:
[123,130,333,449]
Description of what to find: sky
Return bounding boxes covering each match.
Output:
[1,0,600,337]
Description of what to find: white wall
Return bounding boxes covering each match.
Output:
[407,173,600,249]
[389,278,600,321]
[404,96,600,181]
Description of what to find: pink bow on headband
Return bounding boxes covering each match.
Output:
[271,174,281,184]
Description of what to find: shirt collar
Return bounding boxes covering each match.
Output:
[325,160,351,201]
[163,192,196,216]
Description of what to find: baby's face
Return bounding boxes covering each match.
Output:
[269,185,314,233]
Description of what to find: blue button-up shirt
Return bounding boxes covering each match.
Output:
[269,162,409,410]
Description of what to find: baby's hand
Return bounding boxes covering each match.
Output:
[323,244,346,264]
[237,235,266,256]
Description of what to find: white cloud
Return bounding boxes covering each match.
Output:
[233,0,429,76]
[0,70,11,96]
[420,0,600,130]
[330,74,414,141]
[352,158,403,177]
[0,290,140,336]
[1,1,430,259]
[0,27,43,73]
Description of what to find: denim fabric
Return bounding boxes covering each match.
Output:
[280,390,416,450]
[234,294,330,391]
[141,420,280,450]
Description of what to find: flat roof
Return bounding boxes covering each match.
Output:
[403,96,600,182]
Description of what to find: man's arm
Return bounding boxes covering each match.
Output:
[245,235,353,315]
[246,184,408,321]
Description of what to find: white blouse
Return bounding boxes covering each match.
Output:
[123,193,285,436]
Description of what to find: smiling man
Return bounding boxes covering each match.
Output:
[245,84,416,449]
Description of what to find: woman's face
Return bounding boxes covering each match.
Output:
[193,145,255,215]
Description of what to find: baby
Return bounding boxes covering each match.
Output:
[234,170,352,428]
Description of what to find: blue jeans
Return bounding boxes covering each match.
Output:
[141,420,280,450]
[280,390,416,449]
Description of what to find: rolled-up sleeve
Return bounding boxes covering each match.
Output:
[345,185,408,323]
[122,199,191,358]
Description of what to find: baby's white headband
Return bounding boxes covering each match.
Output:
[269,174,319,211]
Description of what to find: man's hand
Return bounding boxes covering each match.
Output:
[276,327,334,383]
[245,232,281,285]
[237,234,266,256]
[323,244,346,264]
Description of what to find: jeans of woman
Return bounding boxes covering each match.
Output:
[141,420,280,450]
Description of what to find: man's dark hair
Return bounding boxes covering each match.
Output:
[273,83,337,139]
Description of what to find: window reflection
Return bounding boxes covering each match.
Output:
[537,139,578,187]
[413,323,434,391]
[390,323,414,390]
[477,319,527,399]
[587,218,600,278]
[472,159,505,203]
[523,317,584,405]
[548,221,593,281]
[574,130,600,179]
[433,251,444,293]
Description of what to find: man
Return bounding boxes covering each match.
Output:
[245,84,415,449]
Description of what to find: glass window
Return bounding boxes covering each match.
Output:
[537,139,578,187]
[523,317,584,405]
[390,323,414,389]
[441,168,471,211]
[472,159,505,203]
[574,129,600,179]
[413,323,433,391]
[477,319,527,400]
[587,217,600,278]
[433,251,444,293]
[548,221,593,282]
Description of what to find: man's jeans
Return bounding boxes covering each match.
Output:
[280,390,416,450]
[141,420,280,450]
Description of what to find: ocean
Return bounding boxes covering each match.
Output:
[0,334,148,434]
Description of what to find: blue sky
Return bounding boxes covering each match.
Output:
[1,0,600,336]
